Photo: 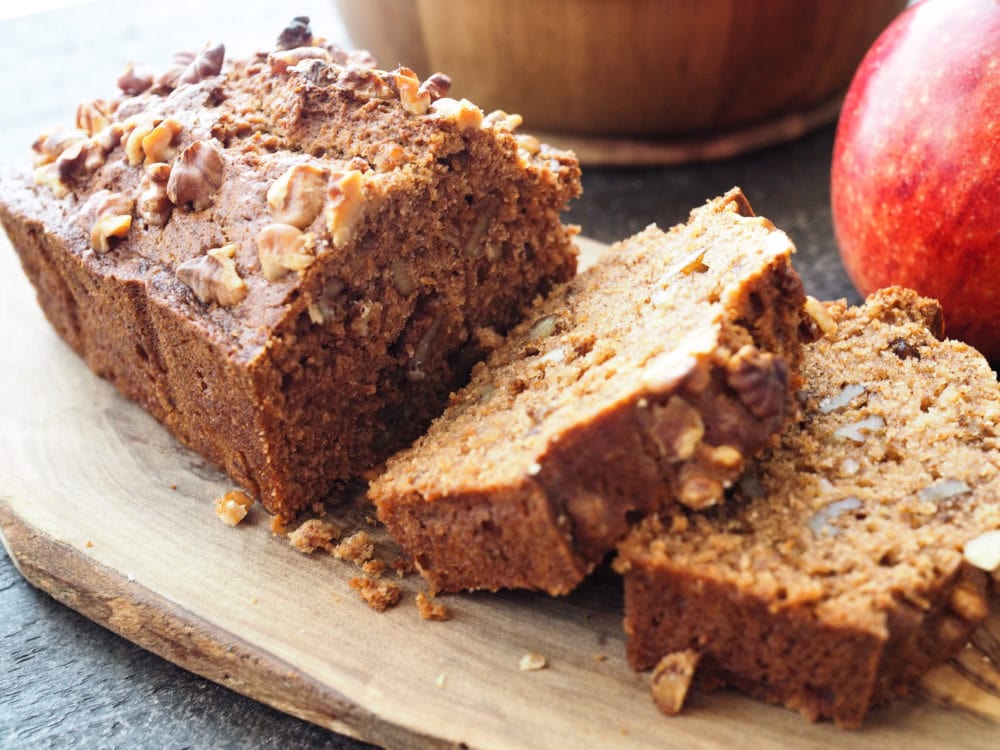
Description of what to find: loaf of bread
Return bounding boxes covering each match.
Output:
[616,287,1000,727]
[0,18,581,519]
[370,188,814,595]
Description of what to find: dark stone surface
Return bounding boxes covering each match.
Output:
[0,3,858,748]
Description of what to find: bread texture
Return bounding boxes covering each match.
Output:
[617,287,1000,727]
[0,20,580,519]
[371,188,812,595]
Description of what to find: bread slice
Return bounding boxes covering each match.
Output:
[616,287,1000,727]
[370,188,813,594]
[0,19,580,519]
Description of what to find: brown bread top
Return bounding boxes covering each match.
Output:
[617,287,1000,727]
[0,19,580,518]
[371,189,813,594]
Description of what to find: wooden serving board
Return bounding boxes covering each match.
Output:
[2,235,999,749]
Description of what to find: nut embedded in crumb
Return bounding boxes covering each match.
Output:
[214,490,254,526]
[650,650,700,716]
[332,530,375,564]
[416,592,451,621]
[518,652,547,671]
[349,576,401,612]
[288,518,341,553]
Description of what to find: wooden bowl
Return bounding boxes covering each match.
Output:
[335,0,907,138]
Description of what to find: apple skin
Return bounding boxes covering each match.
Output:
[831,0,1000,360]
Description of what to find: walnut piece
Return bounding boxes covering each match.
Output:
[428,97,484,129]
[726,345,789,420]
[483,109,523,132]
[75,99,113,137]
[81,190,134,252]
[141,118,183,163]
[167,140,224,211]
[257,223,317,281]
[641,396,705,462]
[156,51,196,90]
[123,116,156,166]
[214,490,254,526]
[32,164,70,198]
[32,126,86,167]
[650,650,700,716]
[326,170,366,248]
[391,67,431,115]
[267,163,327,228]
[178,42,225,85]
[55,139,106,183]
[276,15,313,50]
[137,162,173,227]
[419,73,452,101]
[964,530,1000,572]
[117,62,154,96]
[269,46,332,75]
[176,244,247,307]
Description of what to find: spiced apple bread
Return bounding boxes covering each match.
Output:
[370,188,815,595]
[616,287,1000,727]
[0,18,581,520]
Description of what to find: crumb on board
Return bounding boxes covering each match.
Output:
[435,674,446,689]
[270,515,288,535]
[416,592,451,621]
[650,649,700,716]
[349,576,402,611]
[592,654,607,662]
[362,559,387,578]
[288,518,341,553]
[85,540,94,548]
[391,558,415,577]
[214,490,254,526]
[518,652,547,671]
[333,530,375,564]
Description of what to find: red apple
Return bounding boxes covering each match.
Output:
[832,0,1000,360]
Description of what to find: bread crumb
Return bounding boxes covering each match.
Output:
[349,576,402,611]
[311,502,327,516]
[333,530,375,564]
[650,650,700,716]
[391,558,415,576]
[215,490,254,526]
[169,483,177,490]
[435,673,447,689]
[592,654,607,662]
[416,592,451,621]
[288,518,341,553]
[362,559,387,578]
[270,515,288,535]
[85,540,94,548]
[518,652,547,671]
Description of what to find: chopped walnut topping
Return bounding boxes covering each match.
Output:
[276,16,313,50]
[32,163,70,198]
[92,123,124,154]
[117,62,154,96]
[81,190,134,252]
[167,140,224,211]
[123,116,156,166]
[416,592,451,621]
[429,97,484,129]
[726,345,789,420]
[515,134,541,156]
[483,109,523,132]
[803,295,837,336]
[518,652,547,671]
[333,530,375,564]
[269,46,333,75]
[419,73,452,101]
[178,42,225,85]
[325,170,366,248]
[267,163,328,228]
[137,162,173,227]
[391,67,431,115]
[287,518,341,553]
[176,244,247,307]
[156,50,196,90]
[141,118,183,163]
[55,139,106,183]
[337,66,395,100]
[257,223,317,281]
[964,530,1000,572]
[214,490,254,526]
[32,126,87,167]
[349,576,401,612]
[75,99,113,137]
[650,650,700,716]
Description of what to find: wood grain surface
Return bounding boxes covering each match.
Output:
[1,233,999,749]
